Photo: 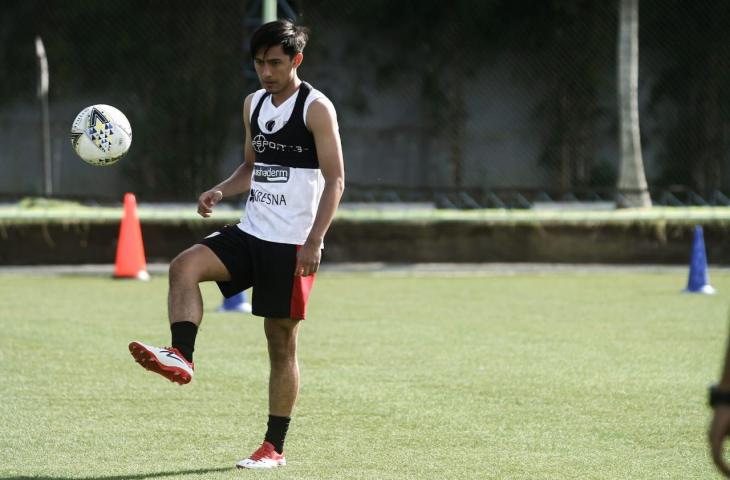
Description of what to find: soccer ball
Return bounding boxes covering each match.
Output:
[70,104,132,166]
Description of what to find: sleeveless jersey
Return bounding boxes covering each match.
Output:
[239,82,327,245]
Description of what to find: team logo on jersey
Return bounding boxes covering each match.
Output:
[252,133,309,154]
[265,120,276,132]
[252,134,266,153]
[254,165,290,183]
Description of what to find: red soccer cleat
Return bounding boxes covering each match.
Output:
[128,341,194,385]
[236,441,286,469]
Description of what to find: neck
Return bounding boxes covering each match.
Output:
[271,77,302,107]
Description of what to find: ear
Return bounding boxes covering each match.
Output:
[293,52,304,69]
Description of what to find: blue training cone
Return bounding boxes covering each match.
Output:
[218,291,252,313]
[684,225,716,295]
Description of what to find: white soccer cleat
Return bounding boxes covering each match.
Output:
[236,441,286,469]
[128,341,194,385]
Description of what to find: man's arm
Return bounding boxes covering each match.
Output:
[197,94,256,217]
[295,97,345,276]
[710,334,730,478]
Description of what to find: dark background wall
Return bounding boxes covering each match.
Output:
[2,0,730,202]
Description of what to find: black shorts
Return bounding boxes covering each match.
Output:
[198,225,315,320]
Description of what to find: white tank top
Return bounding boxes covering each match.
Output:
[239,84,329,245]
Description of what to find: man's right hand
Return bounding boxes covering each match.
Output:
[197,189,223,218]
[710,406,730,477]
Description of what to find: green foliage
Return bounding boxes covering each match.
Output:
[643,0,730,194]
[16,197,83,209]
[1,271,727,478]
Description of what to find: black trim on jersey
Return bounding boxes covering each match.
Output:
[250,82,319,169]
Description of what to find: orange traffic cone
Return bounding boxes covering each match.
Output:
[114,192,150,280]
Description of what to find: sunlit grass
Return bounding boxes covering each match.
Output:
[1,270,728,479]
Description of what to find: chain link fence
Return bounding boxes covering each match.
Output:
[2,0,730,207]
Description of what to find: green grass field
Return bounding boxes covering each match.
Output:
[2,269,729,479]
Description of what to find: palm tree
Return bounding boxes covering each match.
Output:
[617,0,652,207]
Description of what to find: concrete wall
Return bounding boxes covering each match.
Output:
[1,219,726,265]
[0,42,664,199]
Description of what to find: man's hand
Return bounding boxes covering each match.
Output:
[710,406,730,477]
[197,190,223,218]
[295,240,321,277]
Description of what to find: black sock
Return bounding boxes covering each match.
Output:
[170,321,198,363]
[264,415,291,454]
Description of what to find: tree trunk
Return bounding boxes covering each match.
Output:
[616,0,651,207]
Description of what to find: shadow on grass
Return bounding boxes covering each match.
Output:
[4,466,233,480]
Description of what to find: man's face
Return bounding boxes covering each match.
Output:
[253,45,300,94]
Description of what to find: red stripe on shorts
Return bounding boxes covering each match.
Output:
[290,245,316,320]
[290,274,315,320]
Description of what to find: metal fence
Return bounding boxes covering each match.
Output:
[2,0,730,207]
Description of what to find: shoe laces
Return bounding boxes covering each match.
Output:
[160,347,194,368]
[250,442,276,460]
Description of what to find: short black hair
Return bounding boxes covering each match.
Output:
[250,20,309,59]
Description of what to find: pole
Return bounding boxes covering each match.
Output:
[616,0,651,207]
[262,0,277,23]
[35,36,52,197]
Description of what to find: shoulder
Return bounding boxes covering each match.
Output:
[245,89,266,106]
[304,87,334,112]
[244,89,267,117]
[304,89,337,129]
[251,88,266,105]
[243,92,254,115]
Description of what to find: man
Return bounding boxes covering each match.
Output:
[128,20,344,470]
[709,338,730,477]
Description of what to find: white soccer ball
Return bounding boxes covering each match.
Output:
[70,104,132,166]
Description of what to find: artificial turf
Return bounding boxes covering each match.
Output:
[1,269,729,479]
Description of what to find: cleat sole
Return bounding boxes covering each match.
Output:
[128,342,192,385]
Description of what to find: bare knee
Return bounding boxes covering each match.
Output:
[169,244,230,286]
[169,249,201,285]
[265,319,300,364]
